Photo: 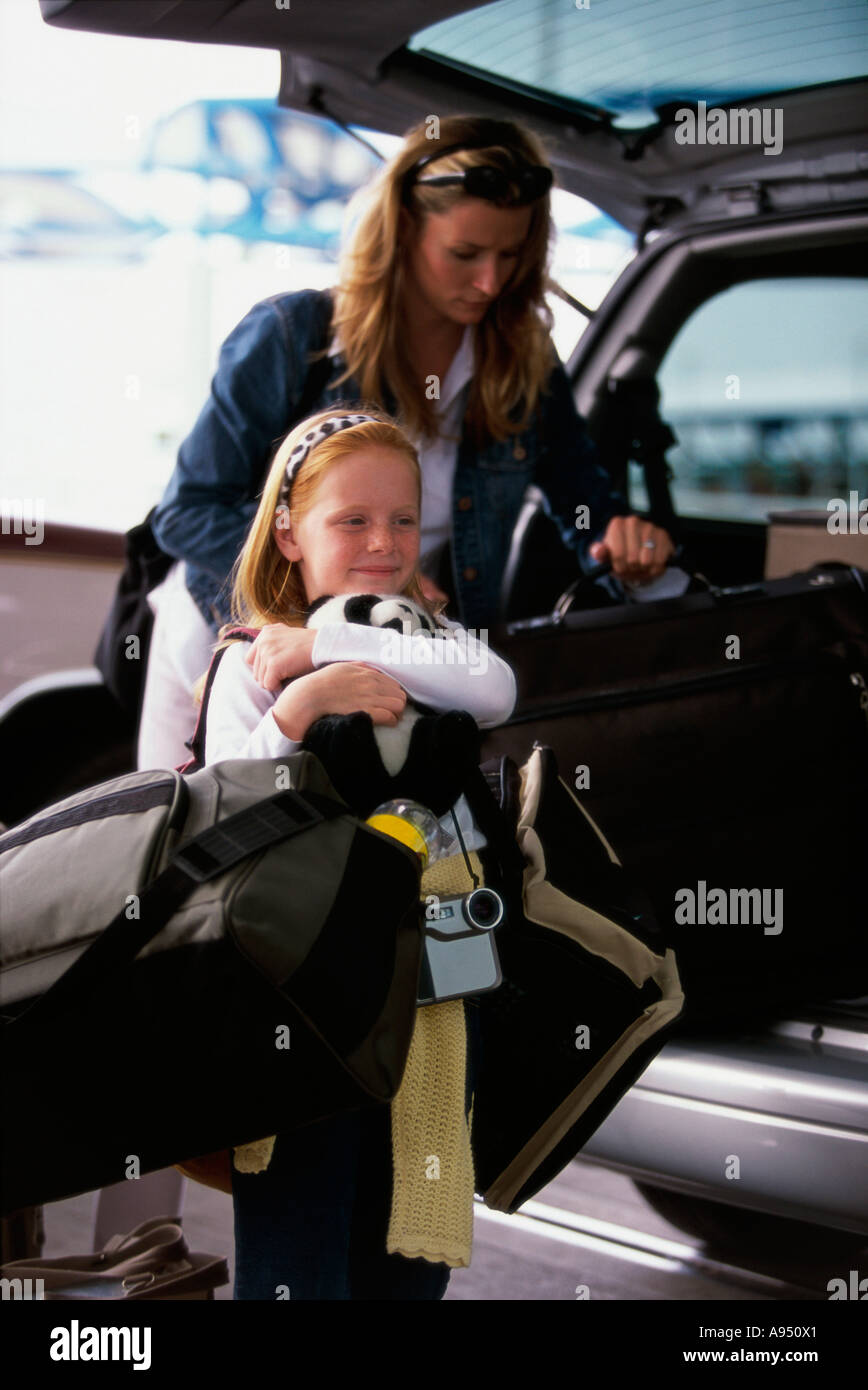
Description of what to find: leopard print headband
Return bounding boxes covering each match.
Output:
[275,413,381,508]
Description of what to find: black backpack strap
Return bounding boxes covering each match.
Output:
[461,758,526,901]
[11,788,345,1032]
[182,627,259,772]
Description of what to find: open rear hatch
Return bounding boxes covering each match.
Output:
[39,0,868,237]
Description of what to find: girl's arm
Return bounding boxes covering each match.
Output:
[204,641,303,765]
[310,618,517,727]
[204,642,408,764]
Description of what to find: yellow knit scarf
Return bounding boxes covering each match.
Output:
[232,849,480,1269]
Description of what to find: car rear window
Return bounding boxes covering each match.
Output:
[409,0,868,128]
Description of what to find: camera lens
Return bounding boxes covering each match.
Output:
[462,888,504,931]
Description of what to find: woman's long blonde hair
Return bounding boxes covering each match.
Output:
[223,405,440,641]
[328,114,557,446]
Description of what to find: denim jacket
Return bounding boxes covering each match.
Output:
[151,288,629,633]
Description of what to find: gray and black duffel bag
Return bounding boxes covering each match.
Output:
[0,753,424,1215]
[1,742,684,1219]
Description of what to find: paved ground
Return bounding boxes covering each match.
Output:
[37,1155,866,1303]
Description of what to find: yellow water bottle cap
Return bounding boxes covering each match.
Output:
[366,813,429,867]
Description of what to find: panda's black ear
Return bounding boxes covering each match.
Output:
[344,594,379,625]
[305,594,334,619]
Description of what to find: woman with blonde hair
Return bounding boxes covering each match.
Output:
[139,111,675,770]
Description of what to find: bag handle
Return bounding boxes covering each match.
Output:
[1,1220,186,1282]
[181,627,259,773]
[8,787,344,1033]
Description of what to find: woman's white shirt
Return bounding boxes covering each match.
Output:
[409,327,474,568]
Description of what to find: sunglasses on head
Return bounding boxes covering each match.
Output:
[405,143,553,206]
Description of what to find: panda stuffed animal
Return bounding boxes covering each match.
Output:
[299,592,481,819]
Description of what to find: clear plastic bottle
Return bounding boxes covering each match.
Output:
[366,799,458,870]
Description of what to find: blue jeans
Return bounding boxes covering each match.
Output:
[232,1000,481,1301]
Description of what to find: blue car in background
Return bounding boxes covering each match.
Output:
[139,98,382,249]
[0,169,162,260]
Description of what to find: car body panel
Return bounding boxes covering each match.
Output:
[582,1009,868,1235]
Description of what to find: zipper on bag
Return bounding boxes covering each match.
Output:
[0,775,185,854]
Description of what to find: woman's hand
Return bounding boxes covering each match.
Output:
[271,664,407,741]
[245,625,317,692]
[589,516,675,584]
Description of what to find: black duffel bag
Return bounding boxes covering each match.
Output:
[485,564,868,1023]
[0,754,423,1215]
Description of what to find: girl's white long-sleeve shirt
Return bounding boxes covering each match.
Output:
[204,616,517,852]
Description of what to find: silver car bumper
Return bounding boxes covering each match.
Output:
[579,1001,868,1236]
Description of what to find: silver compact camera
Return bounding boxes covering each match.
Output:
[416,887,504,1006]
